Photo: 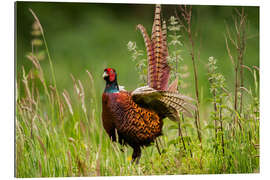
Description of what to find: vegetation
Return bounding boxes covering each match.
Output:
[16,3,259,177]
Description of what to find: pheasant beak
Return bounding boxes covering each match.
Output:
[103,71,109,79]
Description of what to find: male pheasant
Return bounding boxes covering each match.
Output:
[102,4,195,164]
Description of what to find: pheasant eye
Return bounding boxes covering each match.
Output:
[109,68,113,73]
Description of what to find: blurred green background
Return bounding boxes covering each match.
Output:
[16,2,259,105]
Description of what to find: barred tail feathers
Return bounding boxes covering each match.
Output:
[137,4,170,91]
[162,20,168,56]
[151,4,170,90]
[136,24,156,88]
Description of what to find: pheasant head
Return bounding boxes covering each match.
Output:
[103,68,119,93]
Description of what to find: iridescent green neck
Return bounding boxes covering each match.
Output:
[104,81,119,93]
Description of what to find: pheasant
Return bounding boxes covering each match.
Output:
[102,4,195,164]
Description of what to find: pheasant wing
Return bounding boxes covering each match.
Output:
[131,86,196,119]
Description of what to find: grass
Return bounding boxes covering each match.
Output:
[16,4,259,177]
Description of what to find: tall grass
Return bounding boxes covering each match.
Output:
[16,7,259,177]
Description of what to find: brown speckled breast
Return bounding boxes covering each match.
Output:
[102,91,163,147]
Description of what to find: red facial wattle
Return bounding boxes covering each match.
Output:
[104,68,116,82]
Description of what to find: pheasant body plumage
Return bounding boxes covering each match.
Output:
[102,91,162,146]
[101,5,195,163]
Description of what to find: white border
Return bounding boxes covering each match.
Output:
[6,0,262,6]
[1,0,15,180]
[2,0,269,180]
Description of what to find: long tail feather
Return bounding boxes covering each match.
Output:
[151,4,162,89]
[162,20,168,57]
[161,20,170,90]
[136,24,156,87]
[151,4,170,90]
[167,77,178,92]
[137,4,170,91]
